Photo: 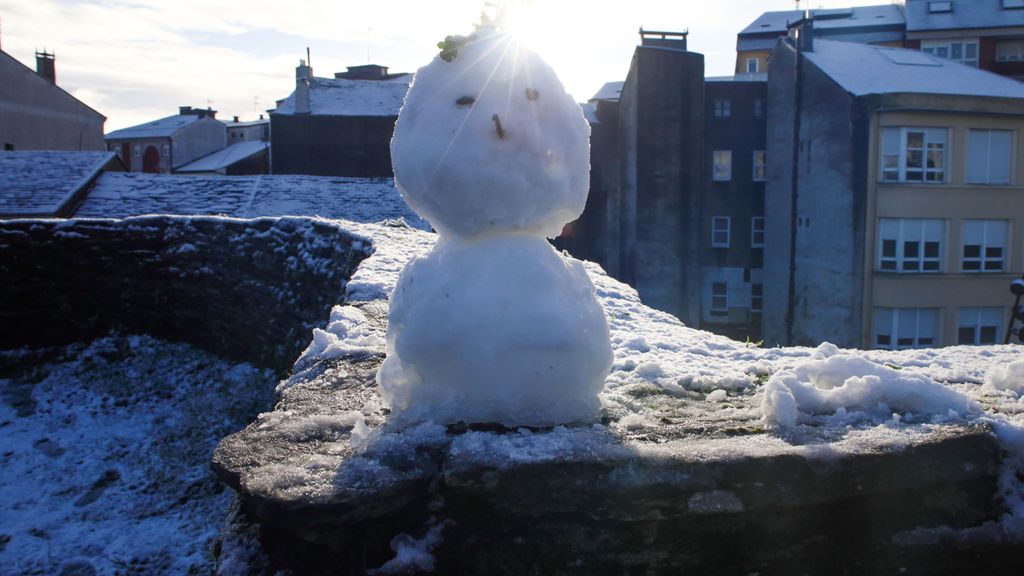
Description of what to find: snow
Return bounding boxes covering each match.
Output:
[106,114,201,139]
[0,334,276,574]
[985,357,1024,393]
[390,29,591,239]
[379,28,612,427]
[805,40,1024,99]
[378,235,612,426]
[175,140,267,173]
[273,76,411,116]
[73,172,431,229]
[0,151,114,217]
[905,0,1024,33]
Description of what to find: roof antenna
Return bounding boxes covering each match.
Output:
[306,46,311,69]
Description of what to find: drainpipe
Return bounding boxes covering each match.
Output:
[785,17,809,346]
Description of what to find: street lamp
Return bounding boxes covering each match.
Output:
[1007,275,1024,344]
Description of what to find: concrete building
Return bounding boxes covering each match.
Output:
[765,31,1024,349]
[0,49,106,151]
[701,74,768,341]
[269,61,410,177]
[735,4,905,75]
[105,107,226,174]
[904,0,1024,80]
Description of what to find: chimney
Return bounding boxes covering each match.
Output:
[35,50,55,84]
[790,12,814,52]
[638,28,688,51]
[233,115,240,123]
[295,58,312,115]
[179,106,193,115]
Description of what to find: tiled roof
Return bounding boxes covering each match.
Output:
[0,151,116,217]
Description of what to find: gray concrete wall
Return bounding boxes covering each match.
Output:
[0,51,105,151]
[764,40,865,348]
[173,117,227,168]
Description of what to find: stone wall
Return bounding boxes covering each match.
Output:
[0,216,369,372]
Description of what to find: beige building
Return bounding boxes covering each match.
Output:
[765,36,1024,349]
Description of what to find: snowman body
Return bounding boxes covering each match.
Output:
[378,29,612,427]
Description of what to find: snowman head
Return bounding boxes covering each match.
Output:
[391,29,590,239]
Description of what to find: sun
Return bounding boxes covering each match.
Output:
[497,0,577,67]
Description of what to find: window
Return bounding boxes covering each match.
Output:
[714,99,731,117]
[958,308,1003,345]
[132,145,140,157]
[4,143,14,151]
[713,150,732,181]
[928,1,952,13]
[752,150,766,181]
[712,217,731,247]
[996,39,1024,61]
[875,308,939,349]
[880,127,947,183]
[962,220,1007,272]
[711,282,728,315]
[967,130,1011,184]
[751,217,765,247]
[878,218,944,272]
[921,40,979,67]
[746,58,758,73]
[162,144,170,157]
[753,99,765,119]
[750,283,763,313]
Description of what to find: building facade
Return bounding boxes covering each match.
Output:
[0,49,105,151]
[764,33,1024,349]
[904,0,1024,80]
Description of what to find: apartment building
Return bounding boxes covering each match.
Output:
[904,0,1024,80]
[765,33,1024,349]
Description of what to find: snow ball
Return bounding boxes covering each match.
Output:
[635,362,665,381]
[378,235,612,427]
[985,358,1024,394]
[706,389,728,403]
[391,29,590,239]
[814,342,840,358]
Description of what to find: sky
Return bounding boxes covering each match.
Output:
[1,0,898,132]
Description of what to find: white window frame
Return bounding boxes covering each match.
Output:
[874,307,940,349]
[132,145,140,157]
[961,220,1007,273]
[711,282,728,316]
[713,99,731,118]
[958,307,1003,345]
[996,39,1024,61]
[967,129,1012,184]
[877,218,944,273]
[751,216,765,247]
[712,216,731,248]
[713,150,732,181]
[750,283,763,313]
[752,150,766,182]
[746,58,758,73]
[921,39,979,67]
[161,144,170,157]
[880,127,948,183]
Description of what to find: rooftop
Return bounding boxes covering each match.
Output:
[804,39,1024,98]
[739,4,905,36]
[905,0,1024,32]
[175,140,268,173]
[274,76,412,117]
[590,81,625,102]
[0,151,117,218]
[106,114,203,140]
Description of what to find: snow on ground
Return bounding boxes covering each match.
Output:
[0,334,276,574]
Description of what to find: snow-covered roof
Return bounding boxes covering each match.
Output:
[590,81,625,102]
[73,172,431,229]
[706,73,767,83]
[106,114,201,140]
[580,101,599,124]
[737,5,905,52]
[0,151,117,217]
[222,119,268,128]
[175,141,268,173]
[274,77,411,117]
[804,39,1024,98]
[905,0,1024,32]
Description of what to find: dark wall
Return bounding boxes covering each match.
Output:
[0,216,369,372]
[629,47,706,324]
[271,114,396,177]
[226,148,270,175]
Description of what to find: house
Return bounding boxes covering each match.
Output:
[174,140,269,176]
[701,74,768,341]
[224,115,269,144]
[764,30,1024,349]
[0,151,123,218]
[0,49,106,151]
[105,106,226,174]
[269,61,410,177]
[735,4,905,75]
[904,0,1024,80]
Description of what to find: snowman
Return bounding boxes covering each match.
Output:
[377,22,612,427]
